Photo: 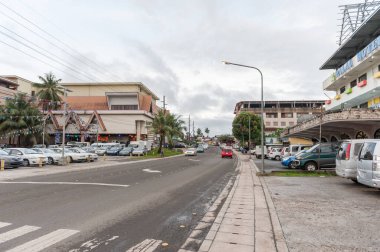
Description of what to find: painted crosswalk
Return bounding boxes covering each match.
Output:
[0,221,79,252]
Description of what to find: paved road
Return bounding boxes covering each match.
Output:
[0,147,237,252]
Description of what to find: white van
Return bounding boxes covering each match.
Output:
[281,145,312,159]
[357,140,380,188]
[129,141,152,151]
[336,140,364,182]
[255,146,268,159]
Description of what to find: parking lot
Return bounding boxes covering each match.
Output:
[265,173,380,251]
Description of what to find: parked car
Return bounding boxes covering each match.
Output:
[32,148,62,165]
[82,147,96,153]
[50,148,87,163]
[281,150,308,168]
[357,140,380,188]
[94,146,110,156]
[202,143,209,150]
[281,145,312,159]
[196,146,205,153]
[292,143,338,171]
[255,145,268,159]
[106,146,124,156]
[174,142,187,148]
[71,147,98,161]
[119,147,134,156]
[6,148,48,166]
[132,147,147,156]
[221,148,233,158]
[336,140,364,182]
[268,148,282,161]
[185,148,197,156]
[0,149,23,168]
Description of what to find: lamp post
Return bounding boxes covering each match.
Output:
[223,61,265,173]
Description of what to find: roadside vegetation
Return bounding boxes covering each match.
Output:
[130,148,183,160]
[268,170,336,177]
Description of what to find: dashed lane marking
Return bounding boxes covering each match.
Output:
[142,169,162,173]
[0,222,11,229]
[0,181,130,188]
[126,238,162,252]
[188,159,201,162]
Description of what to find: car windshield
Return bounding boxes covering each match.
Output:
[0,150,8,155]
[306,145,319,153]
[32,149,44,154]
[43,149,55,154]
[24,149,38,154]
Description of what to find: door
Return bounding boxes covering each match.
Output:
[358,142,376,182]
[319,145,335,167]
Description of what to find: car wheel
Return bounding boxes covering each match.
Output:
[69,156,73,163]
[305,162,317,171]
[48,157,54,165]
[275,156,281,161]
[351,178,359,183]
[23,159,30,166]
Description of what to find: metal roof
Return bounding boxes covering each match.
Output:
[320,6,380,70]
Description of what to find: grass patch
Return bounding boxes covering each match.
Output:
[130,148,183,160]
[269,170,336,177]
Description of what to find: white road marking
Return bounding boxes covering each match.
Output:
[188,159,200,162]
[0,222,11,229]
[126,238,162,252]
[6,229,79,252]
[0,225,40,244]
[142,169,161,173]
[0,181,130,188]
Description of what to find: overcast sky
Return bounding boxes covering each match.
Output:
[0,0,356,135]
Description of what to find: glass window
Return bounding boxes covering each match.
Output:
[265,122,271,126]
[289,122,294,126]
[273,122,278,126]
[359,73,367,82]
[320,145,333,153]
[281,113,293,118]
[353,143,363,156]
[281,122,286,126]
[266,113,277,118]
[360,142,376,160]
[340,86,346,94]
[350,80,357,88]
[291,146,299,152]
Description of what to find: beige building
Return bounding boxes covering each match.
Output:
[45,82,160,144]
[0,75,37,104]
[234,100,324,133]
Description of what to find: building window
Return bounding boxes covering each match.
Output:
[374,129,380,139]
[266,122,271,126]
[243,104,249,108]
[356,131,368,139]
[281,113,293,118]
[350,80,357,88]
[31,91,35,96]
[289,122,294,126]
[281,122,286,126]
[359,73,367,82]
[378,65,380,71]
[111,105,138,110]
[273,122,278,126]
[340,86,346,94]
[266,113,278,118]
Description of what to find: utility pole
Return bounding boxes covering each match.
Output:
[61,88,67,165]
[193,120,195,139]
[42,116,46,147]
[96,118,99,147]
[248,115,251,159]
[162,96,167,112]
[188,115,191,141]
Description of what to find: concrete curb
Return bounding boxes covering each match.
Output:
[250,159,289,252]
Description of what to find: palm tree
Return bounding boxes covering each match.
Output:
[0,93,42,146]
[151,110,171,154]
[205,127,210,137]
[166,113,185,148]
[33,72,64,110]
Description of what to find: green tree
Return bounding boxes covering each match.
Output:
[33,72,64,110]
[152,111,185,153]
[166,113,185,148]
[196,128,203,137]
[232,112,262,146]
[218,134,234,143]
[205,127,210,137]
[0,93,42,146]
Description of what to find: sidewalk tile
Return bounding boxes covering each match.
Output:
[214,232,254,246]
[198,239,212,252]
[220,217,254,227]
[209,241,253,252]
[255,208,273,233]
[219,223,254,236]
[255,231,276,252]
[224,212,254,221]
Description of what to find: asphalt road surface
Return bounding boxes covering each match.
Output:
[0,147,237,252]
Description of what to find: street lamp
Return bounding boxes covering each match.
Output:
[223,61,265,173]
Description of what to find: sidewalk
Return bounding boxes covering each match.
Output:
[196,153,288,252]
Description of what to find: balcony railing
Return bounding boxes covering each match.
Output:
[281,108,380,137]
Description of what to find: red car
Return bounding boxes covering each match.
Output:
[221,148,233,158]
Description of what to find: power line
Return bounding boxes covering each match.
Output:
[0,0,125,82]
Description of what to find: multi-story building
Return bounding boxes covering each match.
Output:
[234,100,324,133]
[0,75,36,104]
[282,4,380,141]
[44,82,160,144]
